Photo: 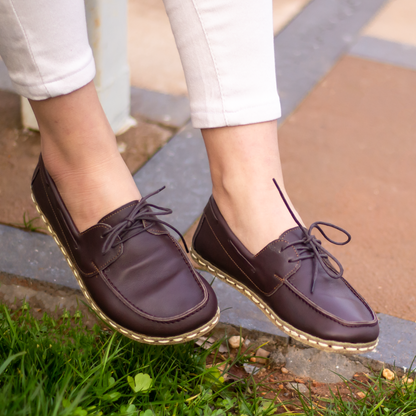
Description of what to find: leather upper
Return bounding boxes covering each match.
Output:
[31,156,218,337]
[193,196,379,343]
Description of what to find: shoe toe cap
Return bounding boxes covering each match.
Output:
[84,269,218,340]
[273,284,379,344]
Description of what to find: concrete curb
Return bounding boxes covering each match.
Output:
[130,86,190,129]
[0,225,77,290]
[350,35,416,71]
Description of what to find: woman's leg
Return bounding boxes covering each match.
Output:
[202,121,301,254]
[164,0,379,351]
[163,0,299,253]
[0,0,219,343]
[0,0,139,231]
[30,82,141,232]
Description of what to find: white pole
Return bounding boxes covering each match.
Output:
[21,0,135,135]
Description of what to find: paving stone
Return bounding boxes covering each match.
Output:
[243,364,261,375]
[286,382,309,394]
[130,87,190,129]
[284,348,367,383]
[362,0,416,47]
[127,0,187,96]
[272,0,312,34]
[274,0,388,120]
[361,314,416,371]
[350,35,416,71]
[270,350,287,367]
[0,225,77,290]
[133,123,211,235]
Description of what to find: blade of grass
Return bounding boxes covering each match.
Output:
[0,351,26,376]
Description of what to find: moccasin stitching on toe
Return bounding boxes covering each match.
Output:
[31,155,219,344]
[191,180,379,354]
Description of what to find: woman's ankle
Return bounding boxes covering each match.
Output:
[41,150,141,232]
[212,177,299,254]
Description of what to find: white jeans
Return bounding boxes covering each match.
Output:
[0,0,281,128]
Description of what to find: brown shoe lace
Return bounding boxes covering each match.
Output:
[101,187,188,254]
[273,179,351,293]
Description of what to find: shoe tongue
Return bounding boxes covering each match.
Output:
[278,226,307,244]
[98,201,140,227]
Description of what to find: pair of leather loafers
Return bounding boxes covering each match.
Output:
[31,156,378,351]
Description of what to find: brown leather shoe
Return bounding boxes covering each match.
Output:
[31,155,219,345]
[191,181,379,354]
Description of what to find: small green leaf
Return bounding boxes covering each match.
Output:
[212,368,225,383]
[62,399,71,408]
[102,391,121,402]
[128,373,152,393]
[120,404,137,415]
[139,410,154,416]
[74,407,88,416]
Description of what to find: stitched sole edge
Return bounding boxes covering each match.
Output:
[31,191,220,345]
[190,248,378,355]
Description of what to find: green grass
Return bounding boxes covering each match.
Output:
[12,212,45,232]
[0,302,284,416]
[0,302,415,416]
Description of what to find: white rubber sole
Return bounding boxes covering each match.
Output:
[190,248,378,355]
[31,191,220,345]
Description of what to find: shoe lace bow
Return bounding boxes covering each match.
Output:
[101,187,188,255]
[273,179,351,293]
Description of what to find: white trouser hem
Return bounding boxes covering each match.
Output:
[191,98,282,128]
[11,56,96,101]
[2,0,281,128]
[164,0,280,130]
[0,0,95,100]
